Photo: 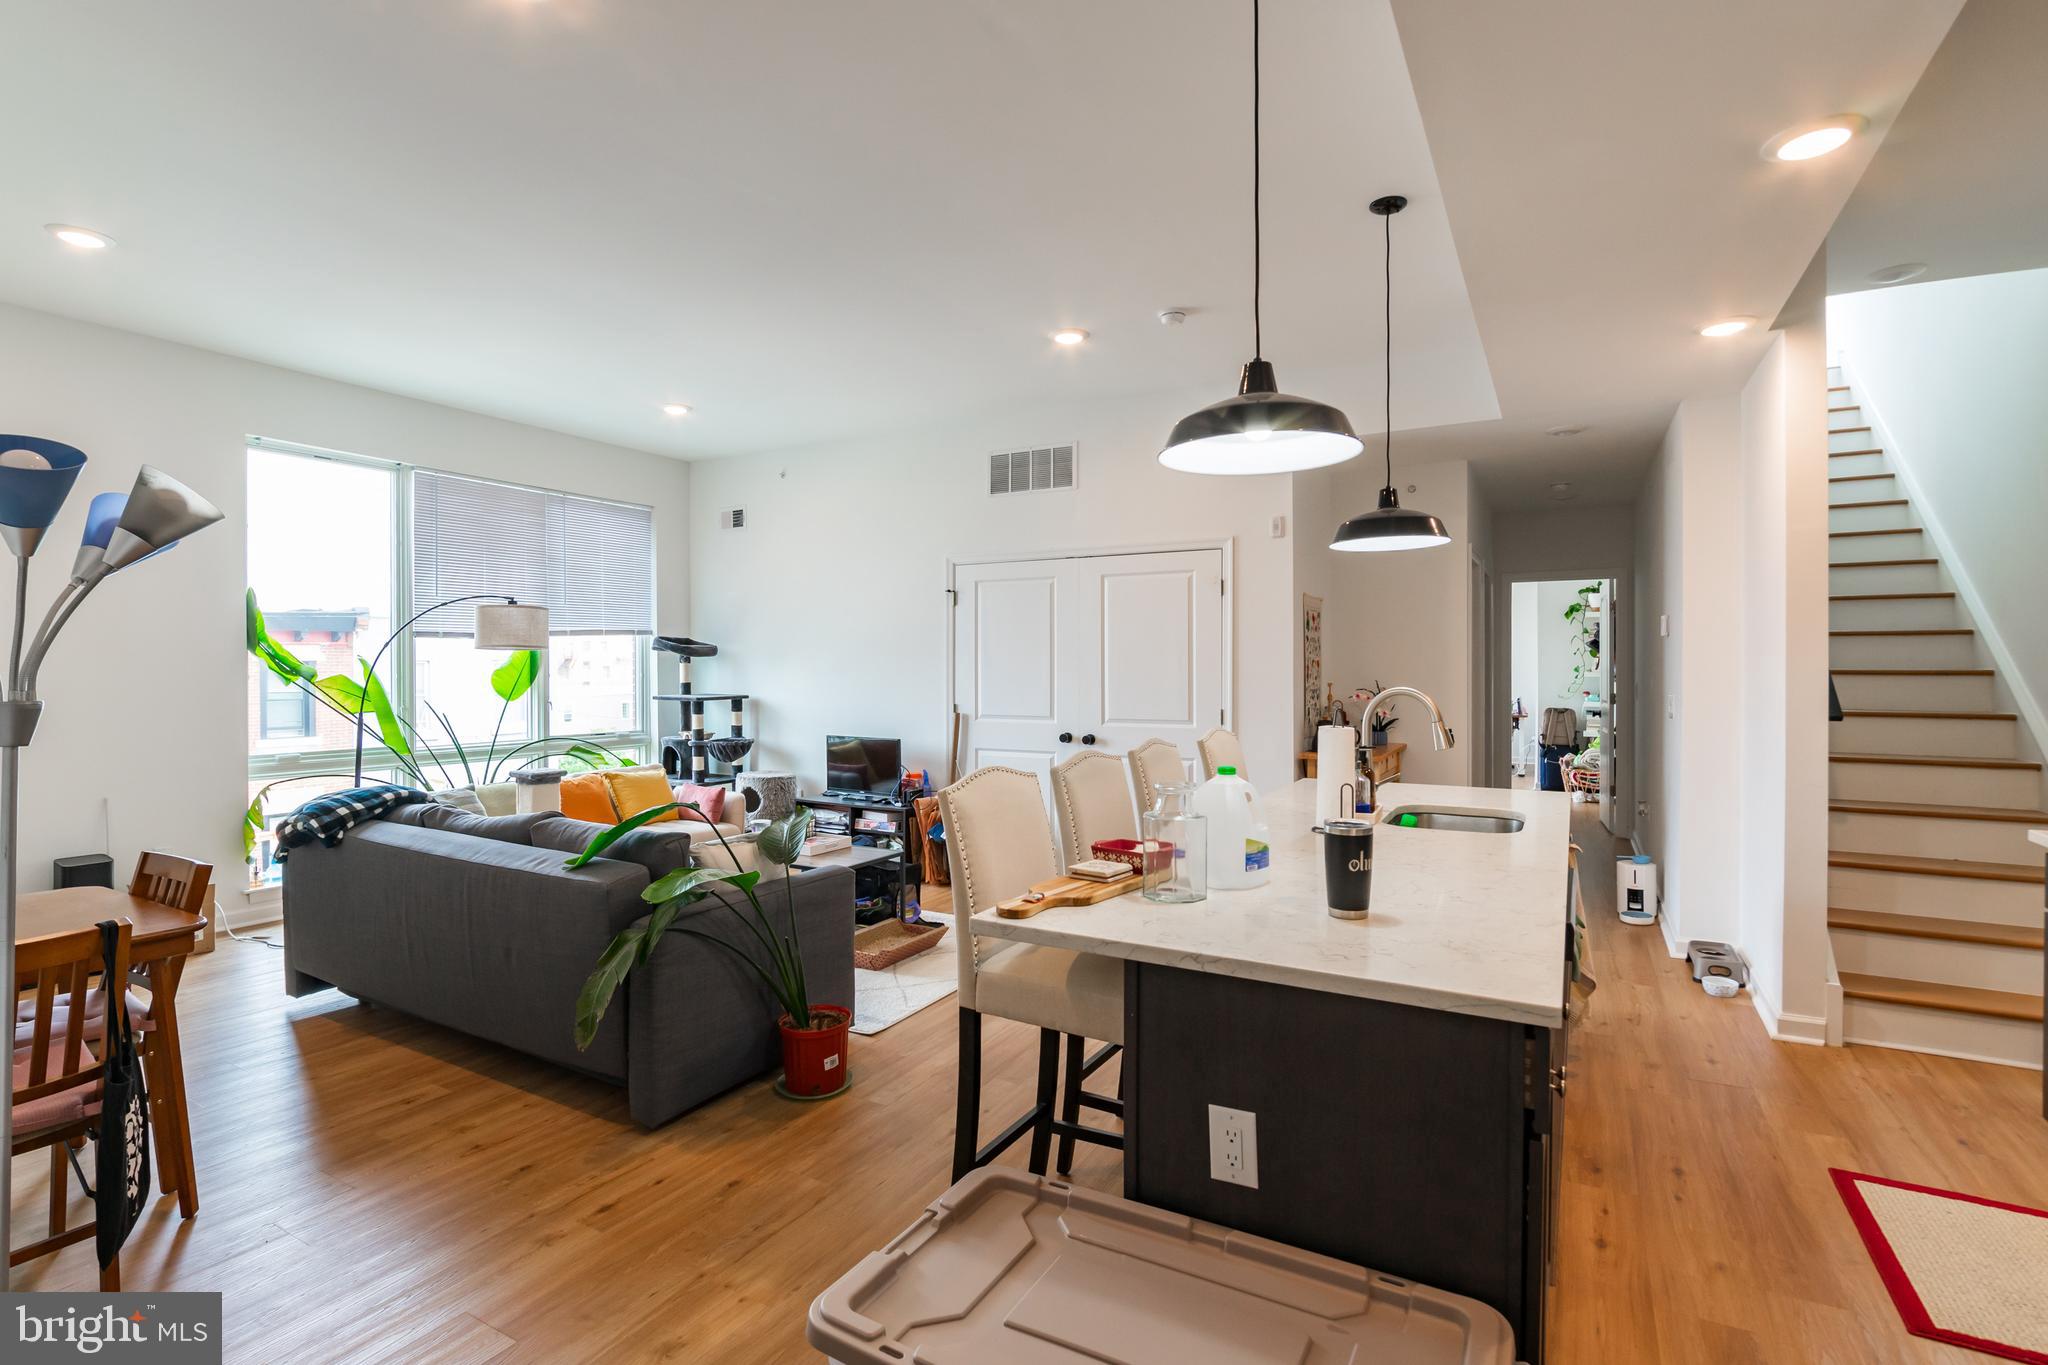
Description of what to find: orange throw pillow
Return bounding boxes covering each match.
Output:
[560,772,620,824]
[601,766,680,824]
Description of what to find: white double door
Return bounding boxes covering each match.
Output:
[952,548,1226,803]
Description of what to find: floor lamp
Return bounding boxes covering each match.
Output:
[1,440,225,1287]
[350,596,550,784]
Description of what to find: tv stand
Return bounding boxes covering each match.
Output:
[796,792,922,924]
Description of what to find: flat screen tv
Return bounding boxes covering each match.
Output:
[825,735,901,798]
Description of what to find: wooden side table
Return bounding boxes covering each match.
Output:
[1367,741,1405,787]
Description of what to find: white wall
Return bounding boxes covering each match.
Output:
[686,390,1295,795]
[0,302,692,900]
[1829,269,2048,756]
[1535,580,1591,714]
[1292,462,1343,761]
[1510,581,1538,755]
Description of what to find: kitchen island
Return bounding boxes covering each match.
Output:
[970,779,1576,1363]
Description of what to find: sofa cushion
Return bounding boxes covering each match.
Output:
[529,816,695,882]
[559,772,617,823]
[604,766,681,824]
[385,804,555,844]
[432,787,489,815]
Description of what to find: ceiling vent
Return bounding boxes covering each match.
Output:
[722,507,746,530]
[988,443,1077,496]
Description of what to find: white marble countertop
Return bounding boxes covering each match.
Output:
[2030,830,2048,852]
[971,780,1573,1027]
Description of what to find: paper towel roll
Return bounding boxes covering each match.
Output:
[1315,726,1358,825]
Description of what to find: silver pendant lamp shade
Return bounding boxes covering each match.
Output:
[1158,0,1361,477]
[1331,195,1451,552]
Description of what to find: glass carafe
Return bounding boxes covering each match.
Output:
[1141,782,1207,903]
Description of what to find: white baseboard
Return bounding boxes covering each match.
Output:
[1752,986,1828,1046]
[1656,904,1685,958]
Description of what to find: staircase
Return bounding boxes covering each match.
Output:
[1825,369,2046,1069]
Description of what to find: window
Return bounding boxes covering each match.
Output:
[246,443,656,882]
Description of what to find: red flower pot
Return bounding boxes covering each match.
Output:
[778,1004,852,1097]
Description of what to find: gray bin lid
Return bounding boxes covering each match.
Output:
[807,1168,1515,1365]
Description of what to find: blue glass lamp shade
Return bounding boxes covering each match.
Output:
[71,491,129,580]
[0,435,88,557]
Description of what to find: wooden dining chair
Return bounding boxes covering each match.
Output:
[12,920,132,1290]
[127,851,211,1218]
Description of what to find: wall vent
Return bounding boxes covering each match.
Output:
[722,507,746,530]
[988,443,1077,495]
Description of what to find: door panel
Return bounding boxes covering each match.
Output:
[973,574,1059,719]
[1100,569,1197,725]
[953,559,1085,805]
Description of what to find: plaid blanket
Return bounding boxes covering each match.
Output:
[273,784,432,861]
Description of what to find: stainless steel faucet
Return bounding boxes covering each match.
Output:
[1359,685,1457,751]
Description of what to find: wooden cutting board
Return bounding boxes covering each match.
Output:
[995,873,1140,918]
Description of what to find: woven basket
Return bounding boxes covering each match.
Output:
[851,917,948,971]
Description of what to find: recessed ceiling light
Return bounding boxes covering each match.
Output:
[1762,114,1867,163]
[1867,262,1928,285]
[1699,316,1755,338]
[1544,425,1588,438]
[661,403,691,417]
[46,223,114,251]
[1051,328,1089,346]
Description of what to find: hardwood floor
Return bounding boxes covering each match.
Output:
[11,806,2046,1363]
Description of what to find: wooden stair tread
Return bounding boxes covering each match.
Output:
[1829,384,1851,392]
[1830,473,1894,483]
[1831,528,1921,539]
[1828,908,2045,950]
[1828,404,1861,413]
[1829,499,1909,510]
[1832,425,1873,434]
[1830,627,1971,636]
[1830,558,1937,569]
[1829,849,2044,884]
[1829,668,1993,676]
[1840,973,2044,1022]
[1829,592,1954,602]
[1830,448,1884,457]
[1830,752,2041,771]
[1830,798,2048,824]
[1839,708,2016,721]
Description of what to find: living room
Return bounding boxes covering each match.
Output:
[9,1,2048,1362]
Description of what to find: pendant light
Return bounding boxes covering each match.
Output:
[1158,0,1362,476]
[1331,195,1451,552]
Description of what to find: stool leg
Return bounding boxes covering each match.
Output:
[1056,1034,1084,1175]
[49,1144,68,1234]
[1026,1028,1059,1176]
[952,1008,982,1181]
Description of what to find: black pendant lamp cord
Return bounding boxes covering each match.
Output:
[1383,203,1393,492]
[1252,0,1262,359]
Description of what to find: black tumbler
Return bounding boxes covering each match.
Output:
[1321,820,1374,919]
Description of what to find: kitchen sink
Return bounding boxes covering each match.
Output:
[1380,806,1526,834]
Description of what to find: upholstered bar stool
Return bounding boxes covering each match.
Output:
[1047,750,1138,1172]
[1126,737,1188,813]
[939,765,1125,1181]
[1197,726,1247,781]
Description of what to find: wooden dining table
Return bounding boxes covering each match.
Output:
[16,886,206,1219]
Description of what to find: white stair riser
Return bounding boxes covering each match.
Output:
[1832,714,2017,759]
[1832,674,1996,710]
[1830,760,2041,806]
[1830,472,1896,496]
[1829,597,1960,631]
[1828,867,2042,925]
[1828,502,1917,533]
[1828,452,1890,478]
[1830,427,1879,449]
[1830,633,1979,669]
[1830,562,1943,594]
[1830,529,1925,562]
[1830,809,2044,863]
[1843,997,2043,1069]
[1831,928,2044,996]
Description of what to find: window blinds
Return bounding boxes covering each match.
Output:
[410,470,654,636]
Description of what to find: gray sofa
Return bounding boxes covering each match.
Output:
[281,805,854,1127]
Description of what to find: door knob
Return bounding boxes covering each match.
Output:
[1059,732,1074,744]
[1081,733,1097,745]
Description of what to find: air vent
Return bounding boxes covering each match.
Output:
[722,507,746,530]
[988,443,1078,496]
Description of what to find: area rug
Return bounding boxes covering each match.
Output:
[850,911,955,1036]
[1831,1168,2048,1363]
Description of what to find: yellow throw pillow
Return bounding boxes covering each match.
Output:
[602,765,680,824]
[559,772,619,824]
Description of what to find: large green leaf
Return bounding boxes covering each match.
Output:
[246,590,316,683]
[314,675,365,711]
[563,801,681,868]
[642,865,758,905]
[356,657,412,763]
[490,649,541,703]
[561,741,626,773]
[243,797,263,859]
[574,926,646,1051]
[753,807,814,867]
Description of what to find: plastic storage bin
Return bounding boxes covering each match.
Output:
[806,1168,1516,1364]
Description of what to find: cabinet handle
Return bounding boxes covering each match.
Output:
[1549,1066,1567,1096]
[1081,733,1097,745]
[1058,732,1074,744]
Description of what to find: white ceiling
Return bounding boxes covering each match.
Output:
[0,0,1497,462]
[1386,0,1961,508]
[1826,0,2048,296]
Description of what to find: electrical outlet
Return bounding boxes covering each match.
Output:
[1207,1104,1259,1188]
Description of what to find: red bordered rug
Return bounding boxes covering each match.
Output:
[1831,1168,2048,1363]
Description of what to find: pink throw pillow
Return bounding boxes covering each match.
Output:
[673,782,727,824]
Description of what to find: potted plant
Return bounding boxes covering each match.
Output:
[570,802,851,1098]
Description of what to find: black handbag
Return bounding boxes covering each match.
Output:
[93,919,151,1270]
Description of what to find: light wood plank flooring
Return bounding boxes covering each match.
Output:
[10,805,2046,1362]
